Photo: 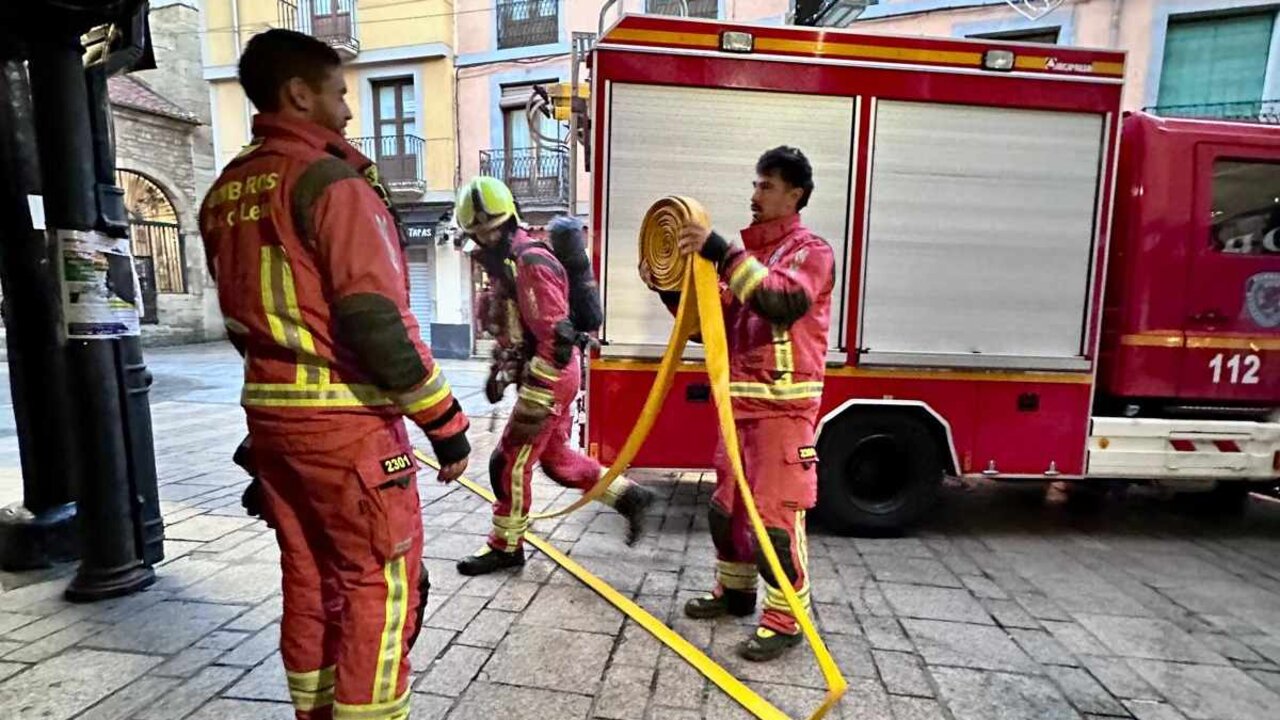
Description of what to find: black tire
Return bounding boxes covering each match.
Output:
[814,411,944,537]
[1178,482,1254,516]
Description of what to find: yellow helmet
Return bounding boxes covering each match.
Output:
[456,176,520,234]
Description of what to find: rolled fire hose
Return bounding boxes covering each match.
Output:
[528,196,846,717]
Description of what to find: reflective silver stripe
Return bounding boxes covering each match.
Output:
[242,383,393,408]
[394,365,451,415]
[727,381,824,401]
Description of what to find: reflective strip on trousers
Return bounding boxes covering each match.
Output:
[372,556,410,705]
[334,689,411,720]
[286,665,336,712]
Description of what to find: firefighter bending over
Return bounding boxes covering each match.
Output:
[454,176,655,576]
[644,147,834,662]
[199,30,470,719]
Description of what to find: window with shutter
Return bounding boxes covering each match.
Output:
[1157,12,1275,114]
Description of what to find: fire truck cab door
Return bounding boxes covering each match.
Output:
[1177,143,1280,402]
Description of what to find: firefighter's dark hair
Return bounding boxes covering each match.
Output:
[756,146,814,211]
[238,29,342,112]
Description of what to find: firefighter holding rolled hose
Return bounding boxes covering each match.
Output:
[455,176,655,576]
[640,146,835,661]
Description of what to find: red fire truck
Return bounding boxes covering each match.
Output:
[578,14,1280,534]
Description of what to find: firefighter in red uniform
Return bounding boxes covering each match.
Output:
[643,147,834,661]
[453,176,654,576]
[199,30,470,720]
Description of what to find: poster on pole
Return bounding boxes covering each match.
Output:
[57,228,143,340]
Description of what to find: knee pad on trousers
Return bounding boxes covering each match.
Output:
[708,504,735,560]
[488,448,508,500]
[756,527,800,589]
[407,560,431,649]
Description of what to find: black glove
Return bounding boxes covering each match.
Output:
[241,478,264,520]
[232,436,267,523]
[407,561,431,649]
[485,375,505,404]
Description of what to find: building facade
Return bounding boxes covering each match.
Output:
[0,0,223,350]
[814,0,1280,118]
[454,0,790,352]
[202,0,474,356]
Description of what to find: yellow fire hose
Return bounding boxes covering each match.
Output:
[419,195,846,719]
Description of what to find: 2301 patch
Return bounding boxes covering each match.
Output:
[381,453,413,476]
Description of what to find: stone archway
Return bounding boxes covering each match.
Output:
[118,169,186,324]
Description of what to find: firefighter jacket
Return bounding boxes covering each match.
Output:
[476,228,581,414]
[662,214,835,420]
[199,113,470,462]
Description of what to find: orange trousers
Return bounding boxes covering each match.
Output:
[710,414,818,635]
[254,420,425,720]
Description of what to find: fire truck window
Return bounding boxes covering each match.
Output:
[1211,160,1280,255]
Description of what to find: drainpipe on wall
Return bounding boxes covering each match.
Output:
[231,0,240,59]
[454,66,462,189]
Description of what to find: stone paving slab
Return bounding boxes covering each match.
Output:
[0,343,1279,719]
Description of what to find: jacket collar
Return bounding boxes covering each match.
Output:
[740,213,803,253]
[251,113,373,171]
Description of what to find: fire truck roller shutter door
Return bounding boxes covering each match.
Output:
[814,403,950,536]
[601,83,855,356]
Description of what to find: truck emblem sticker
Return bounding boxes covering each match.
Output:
[1245,272,1280,329]
[1045,58,1095,74]
[1005,0,1064,21]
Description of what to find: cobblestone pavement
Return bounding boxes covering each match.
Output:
[2,342,1280,719]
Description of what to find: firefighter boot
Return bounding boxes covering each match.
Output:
[738,626,803,662]
[614,483,655,546]
[684,588,756,619]
[456,545,526,576]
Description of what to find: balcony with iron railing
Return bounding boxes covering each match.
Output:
[646,0,719,18]
[279,0,360,58]
[496,0,560,50]
[479,147,571,209]
[349,135,427,195]
[1148,100,1280,125]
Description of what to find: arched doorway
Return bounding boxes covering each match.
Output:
[118,170,186,324]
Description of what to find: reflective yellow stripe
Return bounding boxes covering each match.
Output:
[518,385,555,409]
[728,381,824,400]
[250,245,408,410]
[394,365,452,415]
[286,665,335,712]
[260,246,328,386]
[764,584,811,614]
[600,474,632,506]
[505,444,532,552]
[528,356,562,384]
[491,515,528,545]
[728,256,768,302]
[289,686,335,712]
[242,383,393,408]
[796,510,809,577]
[773,325,794,384]
[372,556,409,705]
[334,689,411,720]
[717,560,759,591]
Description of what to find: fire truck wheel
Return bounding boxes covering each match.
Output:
[1178,482,1254,516]
[815,412,943,537]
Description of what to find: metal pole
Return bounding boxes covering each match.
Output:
[0,55,81,570]
[85,61,164,568]
[28,32,154,600]
[568,52,579,216]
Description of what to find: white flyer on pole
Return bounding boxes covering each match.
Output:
[57,228,142,340]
